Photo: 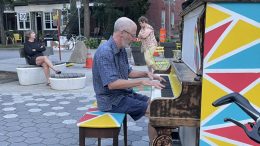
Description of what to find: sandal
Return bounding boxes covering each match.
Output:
[55,70,61,74]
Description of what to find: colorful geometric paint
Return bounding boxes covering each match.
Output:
[77,107,125,128]
[200,2,260,146]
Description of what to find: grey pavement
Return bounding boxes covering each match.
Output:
[0,49,156,146]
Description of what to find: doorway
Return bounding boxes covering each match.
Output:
[35,12,43,40]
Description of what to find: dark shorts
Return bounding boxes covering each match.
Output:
[107,93,149,121]
[27,56,37,65]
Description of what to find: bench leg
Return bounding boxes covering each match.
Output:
[123,116,127,146]
[113,136,118,146]
[98,138,101,146]
[79,128,85,146]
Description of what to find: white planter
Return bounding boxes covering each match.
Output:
[16,63,66,86]
[50,76,86,90]
[17,67,46,85]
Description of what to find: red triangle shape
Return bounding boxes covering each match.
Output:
[204,21,232,58]
[87,107,98,112]
[205,123,259,145]
[78,114,98,123]
[207,73,260,92]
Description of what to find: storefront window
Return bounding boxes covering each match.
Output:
[161,10,166,28]
[17,12,31,30]
[44,12,57,30]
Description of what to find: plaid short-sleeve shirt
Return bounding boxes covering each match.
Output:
[92,37,133,111]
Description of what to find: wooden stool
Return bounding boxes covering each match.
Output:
[77,107,127,146]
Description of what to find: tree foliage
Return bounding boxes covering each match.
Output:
[92,0,150,39]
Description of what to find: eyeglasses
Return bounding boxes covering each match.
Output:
[123,30,136,38]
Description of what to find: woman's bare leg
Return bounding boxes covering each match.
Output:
[36,56,58,72]
[41,63,50,83]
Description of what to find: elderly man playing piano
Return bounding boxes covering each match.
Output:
[92,17,165,142]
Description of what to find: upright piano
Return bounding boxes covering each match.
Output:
[150,60,202,146]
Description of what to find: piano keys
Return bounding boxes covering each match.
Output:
[151,68,183,100]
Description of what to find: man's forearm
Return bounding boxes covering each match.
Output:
[129,70,148,78]
[108,79,143,90]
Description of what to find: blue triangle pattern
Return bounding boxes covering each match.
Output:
[203,103,251,127]
[207,43,260,69]
[200,139,212,146]
[217,3,260,23]
[110,113,125,124]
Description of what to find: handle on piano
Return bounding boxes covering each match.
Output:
[212,92,260,143]
[212,92,260,121]
[224,118,260,143]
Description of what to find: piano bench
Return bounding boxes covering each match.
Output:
[77,107,127,146]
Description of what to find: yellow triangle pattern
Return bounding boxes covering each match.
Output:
[79,114,119,128]
[244,82,260,108]
[206,5,231,28]
[201,77,228,120]
[209,20,260,62]
[205,136,236,146]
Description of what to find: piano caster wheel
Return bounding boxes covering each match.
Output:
[152,135,173,146]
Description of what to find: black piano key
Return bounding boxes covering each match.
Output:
[160,75,174,97]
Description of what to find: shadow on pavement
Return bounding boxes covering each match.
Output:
[0,71,18,84]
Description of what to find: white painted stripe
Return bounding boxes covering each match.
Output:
[202,119,254,131]
[204,69,260,73]
[203,74,233,93]
[206,39,260,68]
[201,131,252,146]
[108,114,121,127]
[209,3,260,27]
[77,113,105,126]
[240,78,260,95]
[200,136,218,146]
[201,102,230,126]
[204,19,238,66]
[205,17,233,33]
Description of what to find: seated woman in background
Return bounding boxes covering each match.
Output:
[24,30,61,86]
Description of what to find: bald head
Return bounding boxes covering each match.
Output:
[114,17,137,33]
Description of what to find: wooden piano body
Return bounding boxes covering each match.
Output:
[150,0,260,145]
[150,61,201,146]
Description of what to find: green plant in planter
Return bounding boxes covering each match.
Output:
[130,41,141,47]
[84,38,100,49]
[130,41,142,52]
[165,38,172,42]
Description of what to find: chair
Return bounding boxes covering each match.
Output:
[5,36,14,45]
[13,33,22,43]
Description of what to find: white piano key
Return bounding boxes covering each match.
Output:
[151,86,161,100]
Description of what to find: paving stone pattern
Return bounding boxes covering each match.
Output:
[0,93,150,146]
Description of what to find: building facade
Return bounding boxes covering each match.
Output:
[146,0,185,39]
[2,0,185,43]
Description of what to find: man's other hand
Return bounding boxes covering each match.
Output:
[147,72,166,82]
[141,80,165,89]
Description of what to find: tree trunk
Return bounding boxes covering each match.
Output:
[83,0,90,37]
[70,0,77,11]
[0,1,5,45]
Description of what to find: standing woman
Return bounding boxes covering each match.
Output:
[24,30,61,85]
[138,16,158,72]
